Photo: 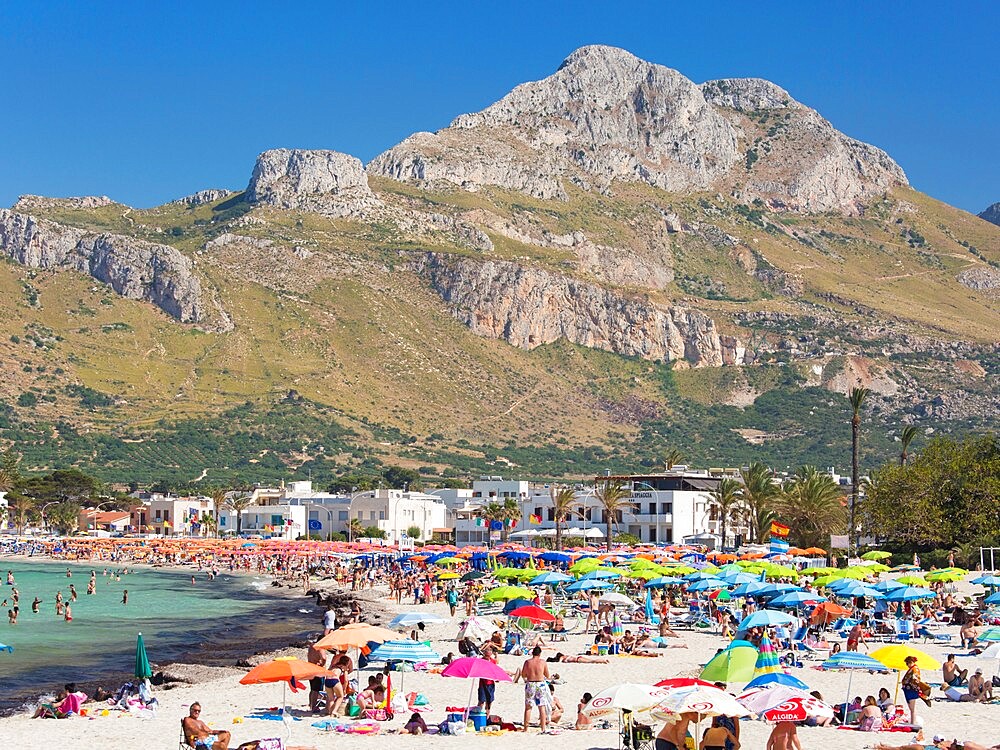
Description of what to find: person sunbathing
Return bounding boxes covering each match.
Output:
[547,652,609,664]
[575,692,592,730]
[182,703,231,750]
[399,712,428,734]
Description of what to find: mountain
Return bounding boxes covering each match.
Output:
[980,202,1000,227]
[0,46,997,488]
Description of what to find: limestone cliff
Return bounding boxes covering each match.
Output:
[370,45,906,213]
[247,149,377,216]
[412,252,746,367]
[0,209,207,325]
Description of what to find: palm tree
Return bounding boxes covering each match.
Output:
[7,494,35,535]
[345,518,364,543]
[900,425,919,466]
[710,478,743,551]
[848,387,869,556]
[224,492,254,536]
[201,514,218,539]
[740,462,779,543]
[594,479,634,552]
[779,466,847,550]
[663,449,684,471]
[550,485,579,551]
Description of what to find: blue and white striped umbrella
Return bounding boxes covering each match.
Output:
[731,581,771,597]
[388,613,449,628]
[770,591,823,608]
[820,651,890,716]
[368,640,440,662]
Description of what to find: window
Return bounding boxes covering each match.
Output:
[220,517,227,526]
[534,506,542,517]
[338,511,348,521]
[648,502,656,515]
[155,510,162,520]
[379,511,385,520]
[369,511,376,521]
[661,503,671,514]
[309,511,318,520]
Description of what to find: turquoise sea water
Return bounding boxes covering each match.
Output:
[0,559,315,712]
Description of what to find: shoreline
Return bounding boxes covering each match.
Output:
[0,553,371,716]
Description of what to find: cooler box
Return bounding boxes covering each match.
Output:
[469,708,488,731]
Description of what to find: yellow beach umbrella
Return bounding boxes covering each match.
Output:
[871,644,942,703]
[436,571,460,580]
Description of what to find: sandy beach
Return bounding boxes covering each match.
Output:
[2,563,998,750]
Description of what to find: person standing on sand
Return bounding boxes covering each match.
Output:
[323,603,336,634]
[766,721,801,750]
[656,712,694,750]
[515,645,551,732]
[306,643,327,712]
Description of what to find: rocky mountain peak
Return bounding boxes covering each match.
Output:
[371,46,906,213]
[247,148,377,216]
[979,202,1000,227]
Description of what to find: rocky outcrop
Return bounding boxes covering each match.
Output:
[957,266,1000,290]
[14,195,118,211]
[171,189,234,207]
[371,45,906,213]
[247,149,377,216]
[0,209,207,325]
[979,203,1000,227]
[412,252,746,366]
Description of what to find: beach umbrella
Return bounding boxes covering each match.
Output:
[926,568,967,582]
[529,571,573,586]
[599,592,638,608]
[895,575,928,587]
[437,572,461,580]
[502,598,535,615]
[655,678,716,689]
[764,565,799,580]
[457,616,494,642]
[871,644,941,703]
[973,575,1000,587]
[240,656,332,714]
[754,635,782,677]
[976,626,1000,642]
[861,551,892,560]
[745,672,810,690]
[810,576,843,589]
[718,571,758,585]
[884,586,934,602]
[565,579,614,592]
[874,579,907,592]
[442,656,513,720]
[584,683,670,716]
[863,563,891,573]
[435,557,464,566]
[836,582,885,599]
[739,609,797,630]
[367,640,440,695]
[388,612,449,628]
[820,651,890,719]
[653,685,749,741]
[460,570,487,582]
[985,592,1000,605]
[537,551,572,563]
[507,605,555,622]
[134,632,152,680]
[757,583,803,598]
[314,623,399,650]
[810,601,852,625]
[688,577,727,592]
[737,685,834,722]
[770,591,822,609]
[700,644,758,683]
[731,581,771,597]
[482,585,534,602]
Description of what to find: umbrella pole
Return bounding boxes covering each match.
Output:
[465,679,476,723]
[893,670,900,705]
[844,671,853,726]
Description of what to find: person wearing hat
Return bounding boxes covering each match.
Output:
[967,667,994,702]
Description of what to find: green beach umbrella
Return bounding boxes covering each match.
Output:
[482,585,534,602]
[135,632,152,680]
[926,569,966,582]
[861,551,892,561]
[700,644,758,683]
[896,575,928,586]
[460,570,487,582]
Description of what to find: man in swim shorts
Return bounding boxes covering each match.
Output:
[182,702,231,750]
[517,645,551,732]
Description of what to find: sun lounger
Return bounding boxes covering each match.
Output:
[917,626,952,643]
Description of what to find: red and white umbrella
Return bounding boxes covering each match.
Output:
[737,685,834,722]
[584,683,670,716]
[656,686,750,719]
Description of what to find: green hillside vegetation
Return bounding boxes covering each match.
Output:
[1,178,998,488]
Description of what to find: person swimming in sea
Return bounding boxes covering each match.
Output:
[69,584,78,601]
[64,603,72,622]
[32,597,41,613]
[122,590,128,605]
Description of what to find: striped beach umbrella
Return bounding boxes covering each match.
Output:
[745,672,809,690]
[976,626,1000,642]
[368,639,440,694]
[754,635,782,677]
[820,651,890,717]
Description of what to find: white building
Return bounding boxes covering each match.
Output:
[281,481,353,539]
[216,486,307,540]
[351,489,448,545]
[147,495,215,537]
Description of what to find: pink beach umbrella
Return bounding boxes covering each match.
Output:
[441,656,513,720]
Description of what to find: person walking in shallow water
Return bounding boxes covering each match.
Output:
[122,590,128,605]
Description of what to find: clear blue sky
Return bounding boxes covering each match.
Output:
[1,1,996,212]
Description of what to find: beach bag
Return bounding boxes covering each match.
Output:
[364,708,392,721]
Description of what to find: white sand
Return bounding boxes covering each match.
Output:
[3,578,998,749]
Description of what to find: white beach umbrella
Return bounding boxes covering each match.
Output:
[584,683,670,716]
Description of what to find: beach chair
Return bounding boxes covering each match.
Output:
[621,710,654,750]
[917,626,952,643]
[892,619,914,642]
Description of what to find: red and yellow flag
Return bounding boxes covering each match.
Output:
[769,521,790,538]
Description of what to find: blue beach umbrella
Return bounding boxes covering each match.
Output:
[884,586,935,602]
[873,579,907,593]
[537,552,572,563]
[745,672,810,690]
[565,579,614,593]
[530,571,573,586]
[820,651,890,719]
[719,571,758,585]
[731,581,771,598]
[739,610,798,630]
[976,627,1000,642]
[985,592,1000,605]
[688,577,727,592]
[972,575,1000,588]
[770,591,823,609]
[837,582,885,599]
[388,613,449,628]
